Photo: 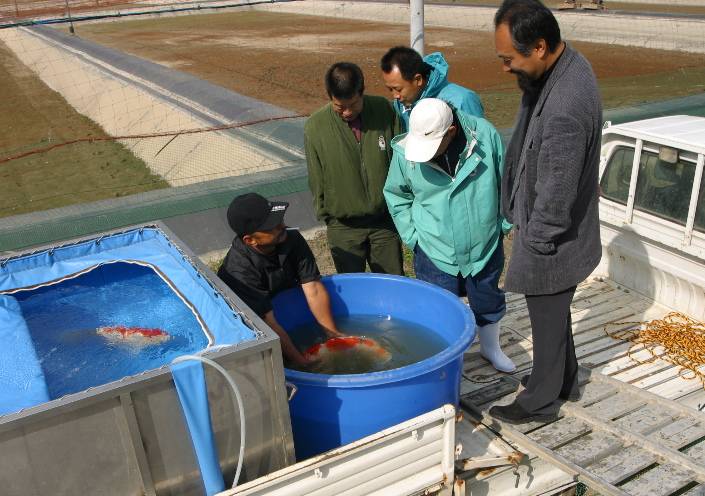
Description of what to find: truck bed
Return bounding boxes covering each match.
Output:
[462,276,705,411]
[457,277,705,496]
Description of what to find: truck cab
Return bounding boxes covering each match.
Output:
[597,115,705,319]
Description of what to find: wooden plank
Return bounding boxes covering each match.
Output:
[526,417,592,449]
[583,392,645,420]
[652,418,705,450]
[685,443,705,465]
[588,445,658,485]
[553,431,624,468]
[631,364,699,390]
[501,284,629,334]
[502,280,605,318]
[613,404,675,435]
[608,351,673,382]
[647,369,705,402]
[673,388,705,413]
[562,402,705,482]
[503,290,640,336]
[582,340,648,371]
[461,370,527,396]
[588,368,705,422]
[573,305,654,342]
[470,410,633,496]
[573,301,655,342]
[460,376,498,397]
[575,381,618,407]
[464,303,656,383]
[681,485,705,496]
[599,347,668,376]
[462,379,518,407]
[619,463,695,496]
[571,286,622,311]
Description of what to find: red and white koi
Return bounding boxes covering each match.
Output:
[97,325,170,345]
[304,336,391,363]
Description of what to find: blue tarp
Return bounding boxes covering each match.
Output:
[0,226,257,415]
[0,295,50,415]
[0,227,256,346]
[171,361,225,496]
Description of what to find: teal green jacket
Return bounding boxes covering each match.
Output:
[393,52,484,131]
[305,95,400,222]
[383,110,510,277]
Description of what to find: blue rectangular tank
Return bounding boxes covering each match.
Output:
[0,223,294,495]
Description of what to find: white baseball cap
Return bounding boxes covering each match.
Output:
[400,98,453,163]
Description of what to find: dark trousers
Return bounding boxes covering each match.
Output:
[413,242,506,326]
[326,217,404,275]
[517,285,578,415]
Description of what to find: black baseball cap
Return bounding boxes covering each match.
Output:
[226,193,289,236]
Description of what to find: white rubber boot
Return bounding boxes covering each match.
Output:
[478,322,516,373]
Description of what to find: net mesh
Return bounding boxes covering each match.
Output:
[0,0,704,251]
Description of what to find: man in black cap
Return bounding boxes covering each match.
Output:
[217,193,342,367]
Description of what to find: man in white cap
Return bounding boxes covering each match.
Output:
[383,98,515,373]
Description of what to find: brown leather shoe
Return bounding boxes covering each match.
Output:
[489,401,558,425]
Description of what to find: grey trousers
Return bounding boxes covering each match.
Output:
[517,285,578,415]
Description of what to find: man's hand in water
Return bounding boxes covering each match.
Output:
[324,327,345,339]
[302,280,343,338]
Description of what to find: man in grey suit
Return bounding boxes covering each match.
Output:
[489,0,602,424]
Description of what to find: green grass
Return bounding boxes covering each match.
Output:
[597,66,705,110]
[479,67,705,129]
[0,42,167,218]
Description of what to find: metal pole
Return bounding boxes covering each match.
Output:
[64,0,75,34]
[410,0,424,56]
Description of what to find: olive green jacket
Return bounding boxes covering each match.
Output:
[304,95,401,222]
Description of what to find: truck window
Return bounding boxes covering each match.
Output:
[600,147,635,205]
[634,150,694,225]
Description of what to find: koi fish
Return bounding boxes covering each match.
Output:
[304,336,392,374]
[97,325,170,345]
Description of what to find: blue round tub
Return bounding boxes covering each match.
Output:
[272,274,475,460]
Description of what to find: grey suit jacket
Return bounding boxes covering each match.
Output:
[501,43,602,295]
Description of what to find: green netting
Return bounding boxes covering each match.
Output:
[605,93,705,125]
[4,91,705,254]
[0,167,308,253]
[2,4,704,255]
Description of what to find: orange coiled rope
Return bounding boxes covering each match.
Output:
[605,312,705,389]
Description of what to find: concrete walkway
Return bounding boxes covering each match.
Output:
[0,25,306,187]
[253,0,705,54]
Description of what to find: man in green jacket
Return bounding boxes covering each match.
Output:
[305,62,404,275]
[384,98,515,373]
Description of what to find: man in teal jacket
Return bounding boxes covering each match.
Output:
[383,98,515,373]
[381,46,484,131]
[305,62,404,275]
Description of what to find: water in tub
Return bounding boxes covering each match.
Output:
[13,262,209,399]
[289,315,448,374]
